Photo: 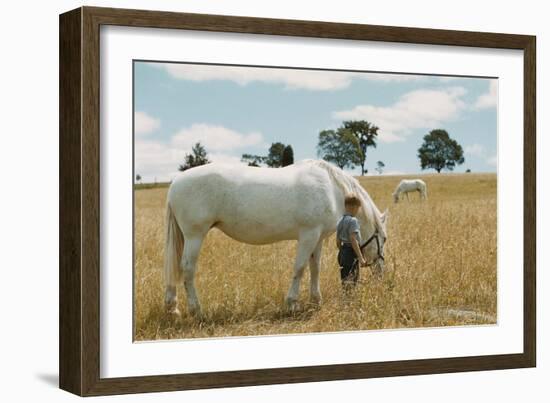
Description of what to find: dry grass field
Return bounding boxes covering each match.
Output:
[134,172,496,341]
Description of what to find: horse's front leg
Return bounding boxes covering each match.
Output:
[309,239,323,305]
[286,229,321,311]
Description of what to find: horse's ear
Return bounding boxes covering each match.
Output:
[381,208,389,224]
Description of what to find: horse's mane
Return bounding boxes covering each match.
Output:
[299,160,384,231]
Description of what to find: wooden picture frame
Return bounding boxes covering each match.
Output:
[59,6,536,396]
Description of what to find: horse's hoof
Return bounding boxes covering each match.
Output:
[309,295,322,306]
[285,298,299,313]
[166,305,181,320]
[188,305,203,319]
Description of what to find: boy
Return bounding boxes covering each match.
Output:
[336,194,366,286]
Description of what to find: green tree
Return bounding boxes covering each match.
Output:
[241,154,266,167]
[317,129,361,170]
[417,129,465,173]
[266,142,286,168]
[282,145,294,167]
[375,161,385,175]
[135,174,142,183]
[342,120,379,175]
[178,142,210,171]
[241,143,293,168]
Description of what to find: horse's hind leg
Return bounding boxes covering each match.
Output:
[308,240,323,305]
[165,285,178,316]
[181,233,206,317]
[286,229,321,310]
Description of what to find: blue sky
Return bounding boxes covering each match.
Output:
[134,61,497,182]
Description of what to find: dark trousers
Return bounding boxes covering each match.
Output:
[338,245,359,285]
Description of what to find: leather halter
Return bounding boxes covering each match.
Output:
[359,230,385,265]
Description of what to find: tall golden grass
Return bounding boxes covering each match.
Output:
[134,172,496,341]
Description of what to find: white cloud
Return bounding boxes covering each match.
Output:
[460,144,497,168]
[438,76,474,83]
[171,123,265,151]
[154,63,423,91]
[465,143,485,158]
[134,124,264,182]
[464,141,500,170]
[208,153,245,166]
[134,111,160,136]
[333,87,467,142]
[134,140,184,182]
[474,80,498,109]
[361,73,426,83]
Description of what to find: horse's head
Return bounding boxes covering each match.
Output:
[392,192,399,203]
[359,208,388,276]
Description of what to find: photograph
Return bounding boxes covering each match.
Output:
[132,61,498,341]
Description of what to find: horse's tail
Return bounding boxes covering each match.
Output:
[164,201,184,288]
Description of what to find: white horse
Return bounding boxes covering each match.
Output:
[164,159,388,317]
[392,179,427,203]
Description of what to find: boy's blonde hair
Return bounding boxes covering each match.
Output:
[344,194,361,207]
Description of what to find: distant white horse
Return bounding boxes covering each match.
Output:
[164,159,388,316]
[392,179,427,203]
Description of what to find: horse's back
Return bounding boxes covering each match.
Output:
[398,178,425,187]
[168,163,329,203]
[413,179,427,189]
[167,162,341,243]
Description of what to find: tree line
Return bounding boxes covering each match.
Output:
[316,120,465,174]
[136,121,465,180]
[173,141,294,173]
[241,142,294,167]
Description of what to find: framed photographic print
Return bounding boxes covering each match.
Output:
[59,6,536,396]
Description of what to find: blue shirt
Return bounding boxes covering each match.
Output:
[336,213,361,244]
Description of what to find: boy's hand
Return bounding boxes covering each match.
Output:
[350,233,366,266]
